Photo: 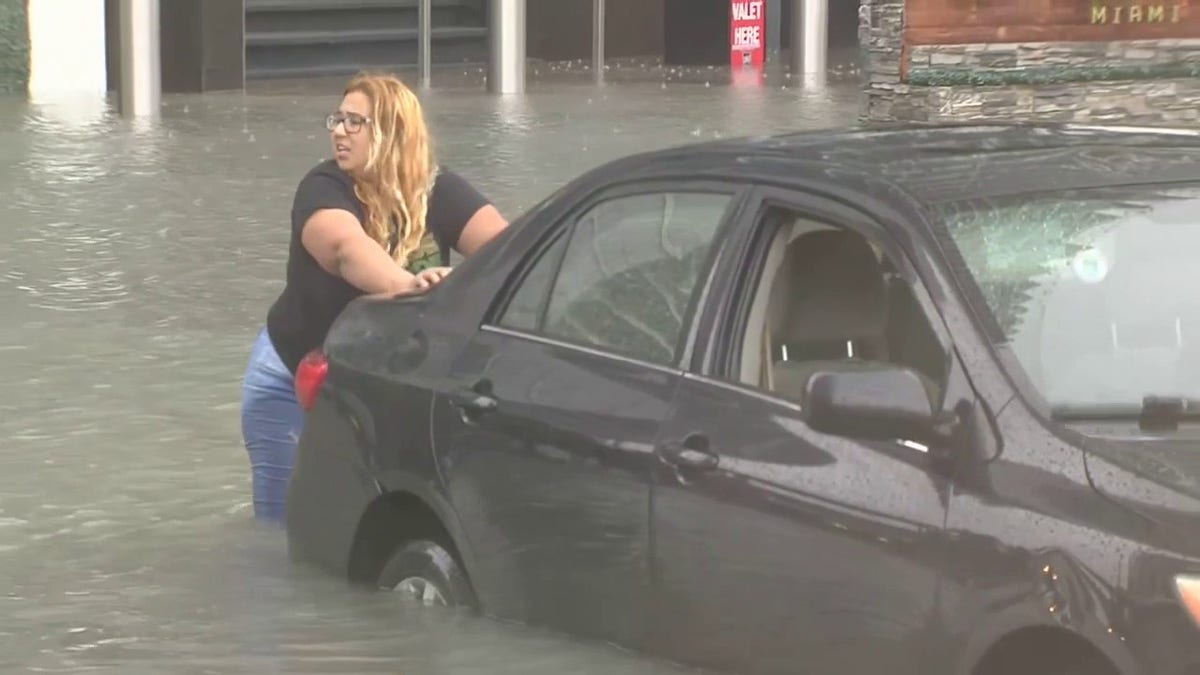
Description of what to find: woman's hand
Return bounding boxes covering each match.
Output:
[410,266,453,292]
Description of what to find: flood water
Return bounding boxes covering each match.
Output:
[0,62,861,673]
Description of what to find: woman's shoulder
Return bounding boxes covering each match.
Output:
[291,159,362,221]
[429,166,488,205]
[299,158,354,192]
[433,165,464,182]
[426,166,491,245]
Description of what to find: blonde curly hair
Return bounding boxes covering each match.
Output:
[343,71,439,265]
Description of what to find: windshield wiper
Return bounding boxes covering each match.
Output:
[1051,396,1200,431]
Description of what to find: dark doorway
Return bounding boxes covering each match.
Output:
[831,0,861,50]
[664,0,727,66]
[104,0,244,93]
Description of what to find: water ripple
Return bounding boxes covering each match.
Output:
[0,65,861,673]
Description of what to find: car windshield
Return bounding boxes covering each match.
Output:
[935,181,1200,415]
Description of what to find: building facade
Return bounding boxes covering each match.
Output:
[6,0,857,95]
[5,0,1200,127]
[862,0,1200,125]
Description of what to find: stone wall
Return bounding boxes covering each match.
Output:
[859,0,1200,125]
[0,0,28,94]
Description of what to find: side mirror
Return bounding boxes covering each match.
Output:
[800,365,939,443]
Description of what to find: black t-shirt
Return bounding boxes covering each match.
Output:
[266,159,490,374]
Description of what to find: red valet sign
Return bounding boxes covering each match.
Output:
[730,0,766,68]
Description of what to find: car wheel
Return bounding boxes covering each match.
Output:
[376,540,477,610]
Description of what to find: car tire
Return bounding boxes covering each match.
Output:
[982,640,1118,675]
[376,539,478,610]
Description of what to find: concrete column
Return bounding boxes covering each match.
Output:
[488,0,525,94]
[789,0,827,74]
[118,0,160,117]
[802,0,827,75]
[418,0,432,87]
[592,0,605,81]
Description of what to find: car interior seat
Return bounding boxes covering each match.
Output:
[740,212,834,388]
[764,229,893,402]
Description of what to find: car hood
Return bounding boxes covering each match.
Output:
[1077,425,1200,530]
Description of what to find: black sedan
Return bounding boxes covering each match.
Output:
[285,123,1200,675]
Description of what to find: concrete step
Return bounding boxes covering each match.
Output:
[246,26,488,47]
[243,0,487,80]
[246,0,478,11]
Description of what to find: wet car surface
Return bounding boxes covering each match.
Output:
[289,123,1200,675]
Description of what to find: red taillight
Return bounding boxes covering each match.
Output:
[295,349,328,410]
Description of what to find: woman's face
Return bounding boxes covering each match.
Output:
[330,90,372,174]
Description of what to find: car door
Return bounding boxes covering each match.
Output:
[431,181,748,648]
[648,189,974,675]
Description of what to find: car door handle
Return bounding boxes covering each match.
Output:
[660,434,719,471]
[448,384,498,414]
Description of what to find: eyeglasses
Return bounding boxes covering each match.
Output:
[325,112,371,133]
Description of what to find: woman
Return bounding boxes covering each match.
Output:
[241,72,508,523]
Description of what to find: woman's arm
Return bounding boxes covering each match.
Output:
[301,207,421,295]
[454,204,509,257]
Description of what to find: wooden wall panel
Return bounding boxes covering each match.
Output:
[905,0,1200,44]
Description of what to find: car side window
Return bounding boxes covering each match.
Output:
[497,232,570,332]
[734,208,949,405]
[498,190,733,366]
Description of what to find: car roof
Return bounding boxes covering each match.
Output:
[617,122,1200,205]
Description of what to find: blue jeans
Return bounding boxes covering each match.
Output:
[240,327,304,524]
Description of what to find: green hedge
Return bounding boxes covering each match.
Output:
[0,0,28,94]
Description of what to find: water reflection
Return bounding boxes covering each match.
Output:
[0,66,859,672]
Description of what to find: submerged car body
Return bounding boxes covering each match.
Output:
[286,123,1200,675]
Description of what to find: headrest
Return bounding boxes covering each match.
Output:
[774,230,888,343]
